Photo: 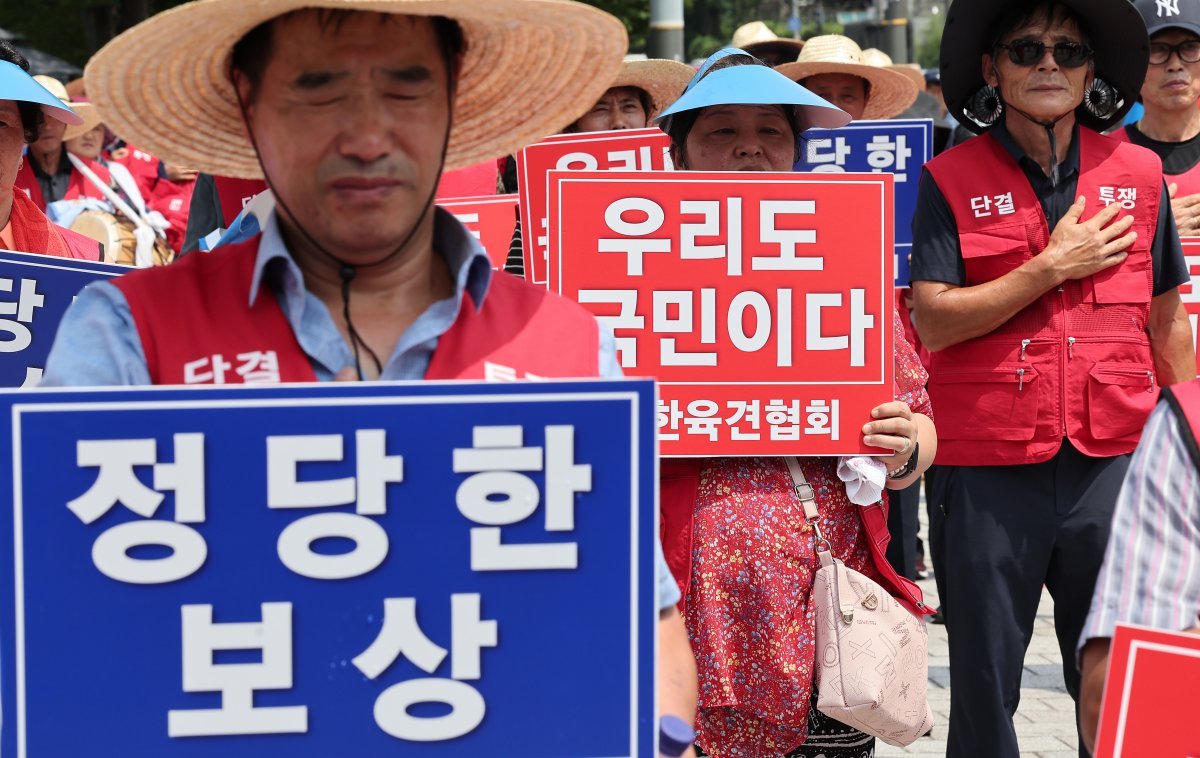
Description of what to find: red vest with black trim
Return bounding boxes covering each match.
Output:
[214,177,270,227]
[1163,379,1200,470]
[1110,126,1200,197]
[925,128,1161,466]
[110,236,600,384]
[14,156,112,210]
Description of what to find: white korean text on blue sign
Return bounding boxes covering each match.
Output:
[0,250,127,387]
[795,119,933,287]
[0,380,657,757]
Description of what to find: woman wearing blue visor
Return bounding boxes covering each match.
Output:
[0,42,99,260]
[655,49,937,758]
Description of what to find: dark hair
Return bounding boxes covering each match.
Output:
[230,10,466,103]
[991,2,1091,49]
[664,52,798,149]
[0,41,42,143]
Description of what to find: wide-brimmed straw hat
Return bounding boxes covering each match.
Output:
[656,47,850,142]
[34,75,101,141]
[83,0,628,178]
[861,48,927,93]
[609,58,697,119]
[731,21,804,64]
[940,0,1148,133]
[775,35,919,119]
[0,62,81,128]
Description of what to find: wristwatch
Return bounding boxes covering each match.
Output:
[887,441,919,480]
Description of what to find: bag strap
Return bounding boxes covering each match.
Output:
[784,456,859,624]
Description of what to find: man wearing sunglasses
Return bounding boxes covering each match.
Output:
[1112,0,1200,238]
[909,1,1195,757]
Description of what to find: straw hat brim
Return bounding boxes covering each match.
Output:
[611,59,696,118]
[83,0,628,178]
[62,103,103,141]
[775,60,919,120]
[890,65,926,93]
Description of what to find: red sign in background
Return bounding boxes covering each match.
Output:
[548,170,895,457]
[517,128,672,284]
[1180,239,1200,374]
[1093,624,1200,758]
[436,194,519,270]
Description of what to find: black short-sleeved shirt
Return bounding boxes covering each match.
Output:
[910,121,1190,297]
[1123,122,1200,176]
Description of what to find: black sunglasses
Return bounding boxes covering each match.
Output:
[995,39,1093,68]
[1149,39,1200,65]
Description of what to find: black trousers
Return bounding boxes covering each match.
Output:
[930,442,1128,758]
[885,477,921,580]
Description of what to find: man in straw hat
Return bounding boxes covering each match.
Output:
[14,75,113,212]
[775,35,919,121]
[39,0,696,736]
[1111,0,1200,238]
[0,42,99,260]
[908,2,1195,755]
[729,21,805,67]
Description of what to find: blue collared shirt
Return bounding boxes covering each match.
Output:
[41,208,681,611]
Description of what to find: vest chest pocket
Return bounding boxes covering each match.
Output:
[931,364,1040,440]
[1087,224,1153,305]
[1087,362,1157,439]
[960,225,1029,286]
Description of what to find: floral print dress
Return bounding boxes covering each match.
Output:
[686,313,932,757]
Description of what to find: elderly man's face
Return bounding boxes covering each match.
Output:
[983,13,1092,125]
[65,124,105,161]
[574,86,648,133]
[32,114,64,154]
[236,11,455,260]
[0,101,24,216]
[1141,29,1200,114]
[675,104,795,172]
[802,73,868,120]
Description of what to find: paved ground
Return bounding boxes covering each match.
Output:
[877,508,1082,758]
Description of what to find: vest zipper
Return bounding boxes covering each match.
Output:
[1147,371,1156,392]
[1060,288,1069,437]
[1016,367,1027,391]
[1067,337,1076,359]
[1020,339,1031,361]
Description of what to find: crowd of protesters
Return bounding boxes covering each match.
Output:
[0,0,1197,756]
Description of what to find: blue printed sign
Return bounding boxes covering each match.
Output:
[796,119,934,287]
[0,380,657,757]
[0,250,128,387]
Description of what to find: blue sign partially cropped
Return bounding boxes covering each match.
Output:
[0,380,657,757]
[0,250,127,387]
[796,118,934,287]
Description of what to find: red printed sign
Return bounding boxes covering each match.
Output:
[517,128,672,284]
[437,194,519,270]
[1093,624,1200,758]
[1180,238,1200,374]
[548,170,895,457]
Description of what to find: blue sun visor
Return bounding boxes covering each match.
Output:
[655,48,850,133]
[0,61,82,126]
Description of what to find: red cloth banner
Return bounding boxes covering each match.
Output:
[1093,624,1200,758]
[548,170,895,457]
[1180,238,1200,374]
[437,194,519,270]
[517,128,672,284]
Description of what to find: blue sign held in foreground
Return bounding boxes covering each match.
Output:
[0,379,657,757]
[796,118,934,287]
[0,249,127,388]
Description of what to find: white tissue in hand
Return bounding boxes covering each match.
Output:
[837,456,887,505]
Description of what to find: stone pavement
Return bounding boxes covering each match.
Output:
[877,502,1082,758]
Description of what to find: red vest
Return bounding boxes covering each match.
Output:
[213,177,270,227]
[1111,126,1200,197]
[14,155,111,210]
[111,237,600,384]
[1164,379,1200,470]
[925,128,1161,466]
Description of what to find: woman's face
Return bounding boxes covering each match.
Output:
[0,100,26,213]
[675,104,796,172]
[65,124,105,160]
